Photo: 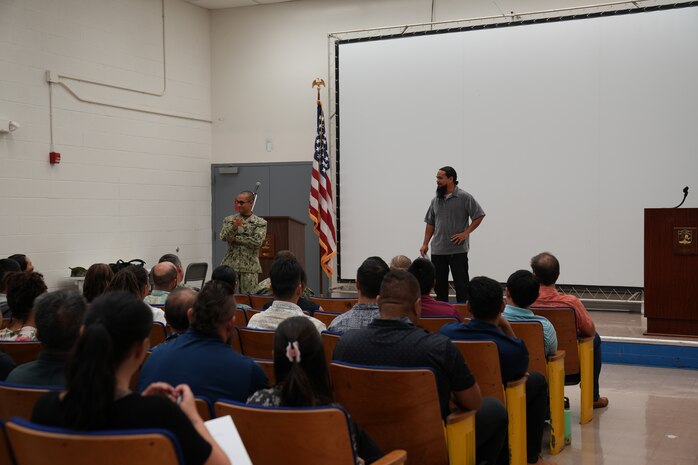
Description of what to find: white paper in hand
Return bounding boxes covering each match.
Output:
[204,415,253,465]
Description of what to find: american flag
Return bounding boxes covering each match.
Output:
[309,101,337,278]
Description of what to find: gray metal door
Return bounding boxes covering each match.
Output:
[211,163,322,294]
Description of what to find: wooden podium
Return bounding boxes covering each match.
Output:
[258,216,306,281]
[644,208,698,336]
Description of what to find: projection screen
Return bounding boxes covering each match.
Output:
[335,5,698,287]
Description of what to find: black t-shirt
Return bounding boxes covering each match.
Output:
[32,392,212,465]
[333,318,475,419]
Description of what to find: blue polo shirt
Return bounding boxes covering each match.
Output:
[137,329,268,402]
[440,319,529,384]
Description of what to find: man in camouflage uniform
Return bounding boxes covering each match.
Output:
[220,191,267,294]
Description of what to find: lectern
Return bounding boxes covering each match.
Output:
[258,216,306,281]
[644,208,698,336]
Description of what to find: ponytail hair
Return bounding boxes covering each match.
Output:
[62,291,152,429]
[273,316,332,407]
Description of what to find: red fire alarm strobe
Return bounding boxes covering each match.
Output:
[49,152,61,165]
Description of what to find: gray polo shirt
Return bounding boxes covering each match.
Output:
[424,187,485,255]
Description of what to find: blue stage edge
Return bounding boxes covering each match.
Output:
[602,337,698,370]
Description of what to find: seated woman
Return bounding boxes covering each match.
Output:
[247,316,382,465]
[0,271,47,341]
[82,263,114,304]
[31,292,230,465]
[106,267,166,325]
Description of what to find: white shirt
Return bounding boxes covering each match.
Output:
[247,300,326,333]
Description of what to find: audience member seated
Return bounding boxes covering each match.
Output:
[161,288,196,344]
[531,252,607,409]
[247,258,325,332]
[0,258,21,318]
[389,254,412,271]
[254,250,314,298]
[440,276,554,465]
[0,272,47,341]
[408,258,462,321]
[334,271,508,465]
[82,263,114,304]
[159,253,185,287]
[211,265,252,312]
[328,257,389,334]
[137,281,267,402]
[7,290,86,387]
[31,292,230,465]
[145,262,179,306]
[107,267,166,325]
[248,316,384,464]
[502,270,557,356]
[7,254,33,272]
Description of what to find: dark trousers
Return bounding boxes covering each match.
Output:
[432,253,469,303]
[525,371,549,463]
[563,332,603,400]
[475,397,508,465]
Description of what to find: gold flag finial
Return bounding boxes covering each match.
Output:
[312,78,325,103]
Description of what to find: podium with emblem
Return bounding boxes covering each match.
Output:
[644,208,698,336]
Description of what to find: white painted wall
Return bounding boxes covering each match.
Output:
[210,0,597,164]
[0,0,212,290]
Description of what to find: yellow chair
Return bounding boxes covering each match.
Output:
[510,321,566,454]
[0,383,55,422]
[214,400,407,465]
[6,418,184,465]
[330,362,475,465]
[308,297,357,313]
[531,307,593,425]
[452,341,527,465]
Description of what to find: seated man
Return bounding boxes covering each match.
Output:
[389,254,412,271]
[0,258,21,318]
[212,265,252,312]
[161,287,196,344]
[7,290,86,386]
[137,280,268,402]
[408,258,462,321]
[531,252,607,408]
[328,256,389,334]
[159,253,185,287]
[255,250,314,298]
[502,270,557,356]
[440,276,554,465]
[247,258,325,333]
[144,262,178,306]
[334,271,507,465]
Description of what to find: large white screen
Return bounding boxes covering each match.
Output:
[336,7,698,286]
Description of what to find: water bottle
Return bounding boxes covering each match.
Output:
[564,396,572,445]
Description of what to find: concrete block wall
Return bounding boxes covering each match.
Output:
[0,0,212,290]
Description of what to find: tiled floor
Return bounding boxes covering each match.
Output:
[541,364,698,464]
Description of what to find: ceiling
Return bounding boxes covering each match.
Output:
[183,0,296,9]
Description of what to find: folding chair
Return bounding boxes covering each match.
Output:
[214,400,407,465]
[6,418,185,465]
[330,362,475,465]
[183,262,208,290]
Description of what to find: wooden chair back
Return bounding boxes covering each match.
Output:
[530,307,580,376]
[6,418,184,465]
[234,294,252,307]
[0,342,41,365]
[313,311,341,327]
[451,341,505,402]
[0,383,55,422]
[308,297,357,313]
[321,332,341,367]
[149,322,167,348]
[510,321,549,381]
[253,359,276,385]
[238,327,275,359]
[417,317,459,333]
[330,363,450,465]
[454,303,471,319]
[214,401,391,465]
[0,422,12,465]
[230,327,242,353]
[245,308,262,321]
[249,295,274,309]
[234,308,247,328]
[194,396,212,421]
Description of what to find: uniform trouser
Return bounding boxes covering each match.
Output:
[432,252,469,303]
[238,272,259,294]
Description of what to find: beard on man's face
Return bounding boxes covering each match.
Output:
[436,184,447,198]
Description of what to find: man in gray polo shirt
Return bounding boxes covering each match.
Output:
[419,166,485,303]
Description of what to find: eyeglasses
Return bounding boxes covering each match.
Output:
[235,200,249,205]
